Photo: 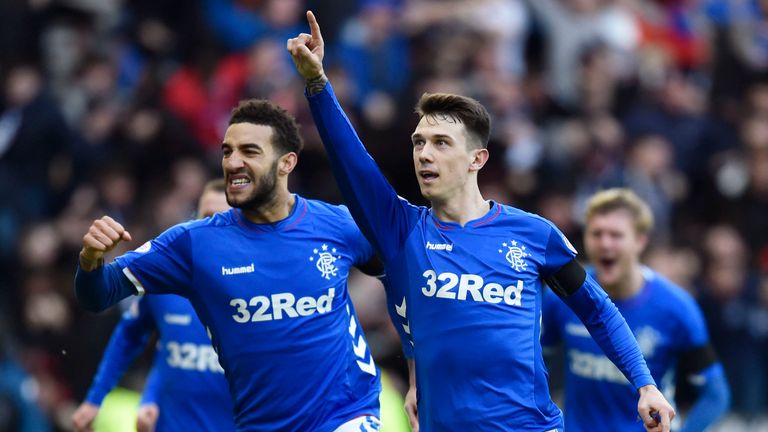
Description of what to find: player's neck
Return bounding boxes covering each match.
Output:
[609,263,645,300]
[430,186,489,226]
[240,189,296,224]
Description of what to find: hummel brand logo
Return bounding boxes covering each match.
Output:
[425,241,453,252]
[222,263,255,276]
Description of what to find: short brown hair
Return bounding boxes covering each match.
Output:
[415,93,491,149]
[229,100,303,155]
[584,188,654,235]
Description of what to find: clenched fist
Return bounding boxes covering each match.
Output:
[80,216,132,271]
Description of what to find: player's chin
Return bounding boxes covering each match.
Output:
[417,183,439,200]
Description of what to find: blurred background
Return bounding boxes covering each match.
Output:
[2,0,768,430]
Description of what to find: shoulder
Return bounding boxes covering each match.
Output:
[304,198,356,220]
[303,198,357,229]
[645,268,702,314]
[137,212,235,254]
[161,211,233,238]
[497,204,559,232]
[301,198,365,238]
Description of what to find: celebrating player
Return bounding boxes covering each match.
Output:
[288,11,675,432]
[542,188,730,431]
[74,100,382,431]
[72,179,234,432]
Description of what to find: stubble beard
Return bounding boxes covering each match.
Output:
[226,160,279,212]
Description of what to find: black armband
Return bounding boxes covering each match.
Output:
[679,344,718,374]
[543,259,586,298]
[357,255,385,278]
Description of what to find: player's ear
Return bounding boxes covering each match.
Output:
[636,232,649,254]
[469,148,489,172]
[278,152,298,176]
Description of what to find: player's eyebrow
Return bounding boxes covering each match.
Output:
[411,133,453,141]
[431,134,453,141]
[238,143,264,151]
[221,142,264,152]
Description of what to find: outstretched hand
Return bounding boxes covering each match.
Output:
[287,10,326,81]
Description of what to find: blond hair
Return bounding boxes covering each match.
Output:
[584,188,654,235]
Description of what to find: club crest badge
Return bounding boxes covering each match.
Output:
[309,244,341,280]
[499,240,529,272]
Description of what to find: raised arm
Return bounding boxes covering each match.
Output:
[75,216,137,312]
[288,11,418,261]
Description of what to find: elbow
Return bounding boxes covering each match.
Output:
[76,294,108,313]
[704,371,732,418]
[711,365,732,413]
[717,380,732,413]
[74,284,109,313]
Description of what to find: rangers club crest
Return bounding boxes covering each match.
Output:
[309,244,341,280]
[499,240,529,272]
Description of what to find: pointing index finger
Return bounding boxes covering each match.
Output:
[307,10,323,42]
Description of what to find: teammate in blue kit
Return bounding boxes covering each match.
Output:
[72,179,234,432]
[542,189,730,432]
[74,100,382,431]
[288,11,675,432]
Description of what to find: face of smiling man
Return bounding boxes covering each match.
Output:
[221,123,282,212]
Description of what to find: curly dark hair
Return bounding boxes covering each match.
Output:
[229,100,304,155]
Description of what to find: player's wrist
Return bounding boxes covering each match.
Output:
[79,249,104,272]
[305,72,328,95]
[637,384,657,395]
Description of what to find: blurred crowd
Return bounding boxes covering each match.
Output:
[3,0,768,430]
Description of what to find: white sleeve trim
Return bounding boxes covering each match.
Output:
[122,267,146,296]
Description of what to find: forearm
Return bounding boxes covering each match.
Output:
[85,319,152,404]
[75,261,137,312]
[140,364,162,406]
[408,359,416,388]
[306,82,411,260]
[679,364,730,432]
[562,276,654,389]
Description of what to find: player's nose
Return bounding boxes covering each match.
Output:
[418,143,436,163]
[224,153,245,170]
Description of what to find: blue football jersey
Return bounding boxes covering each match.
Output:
[85,295,234,430]
[113,196,381,431]
[306,83,653,432]
[542,267,711,431]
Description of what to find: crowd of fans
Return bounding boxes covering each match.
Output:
[2,0,768,430]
